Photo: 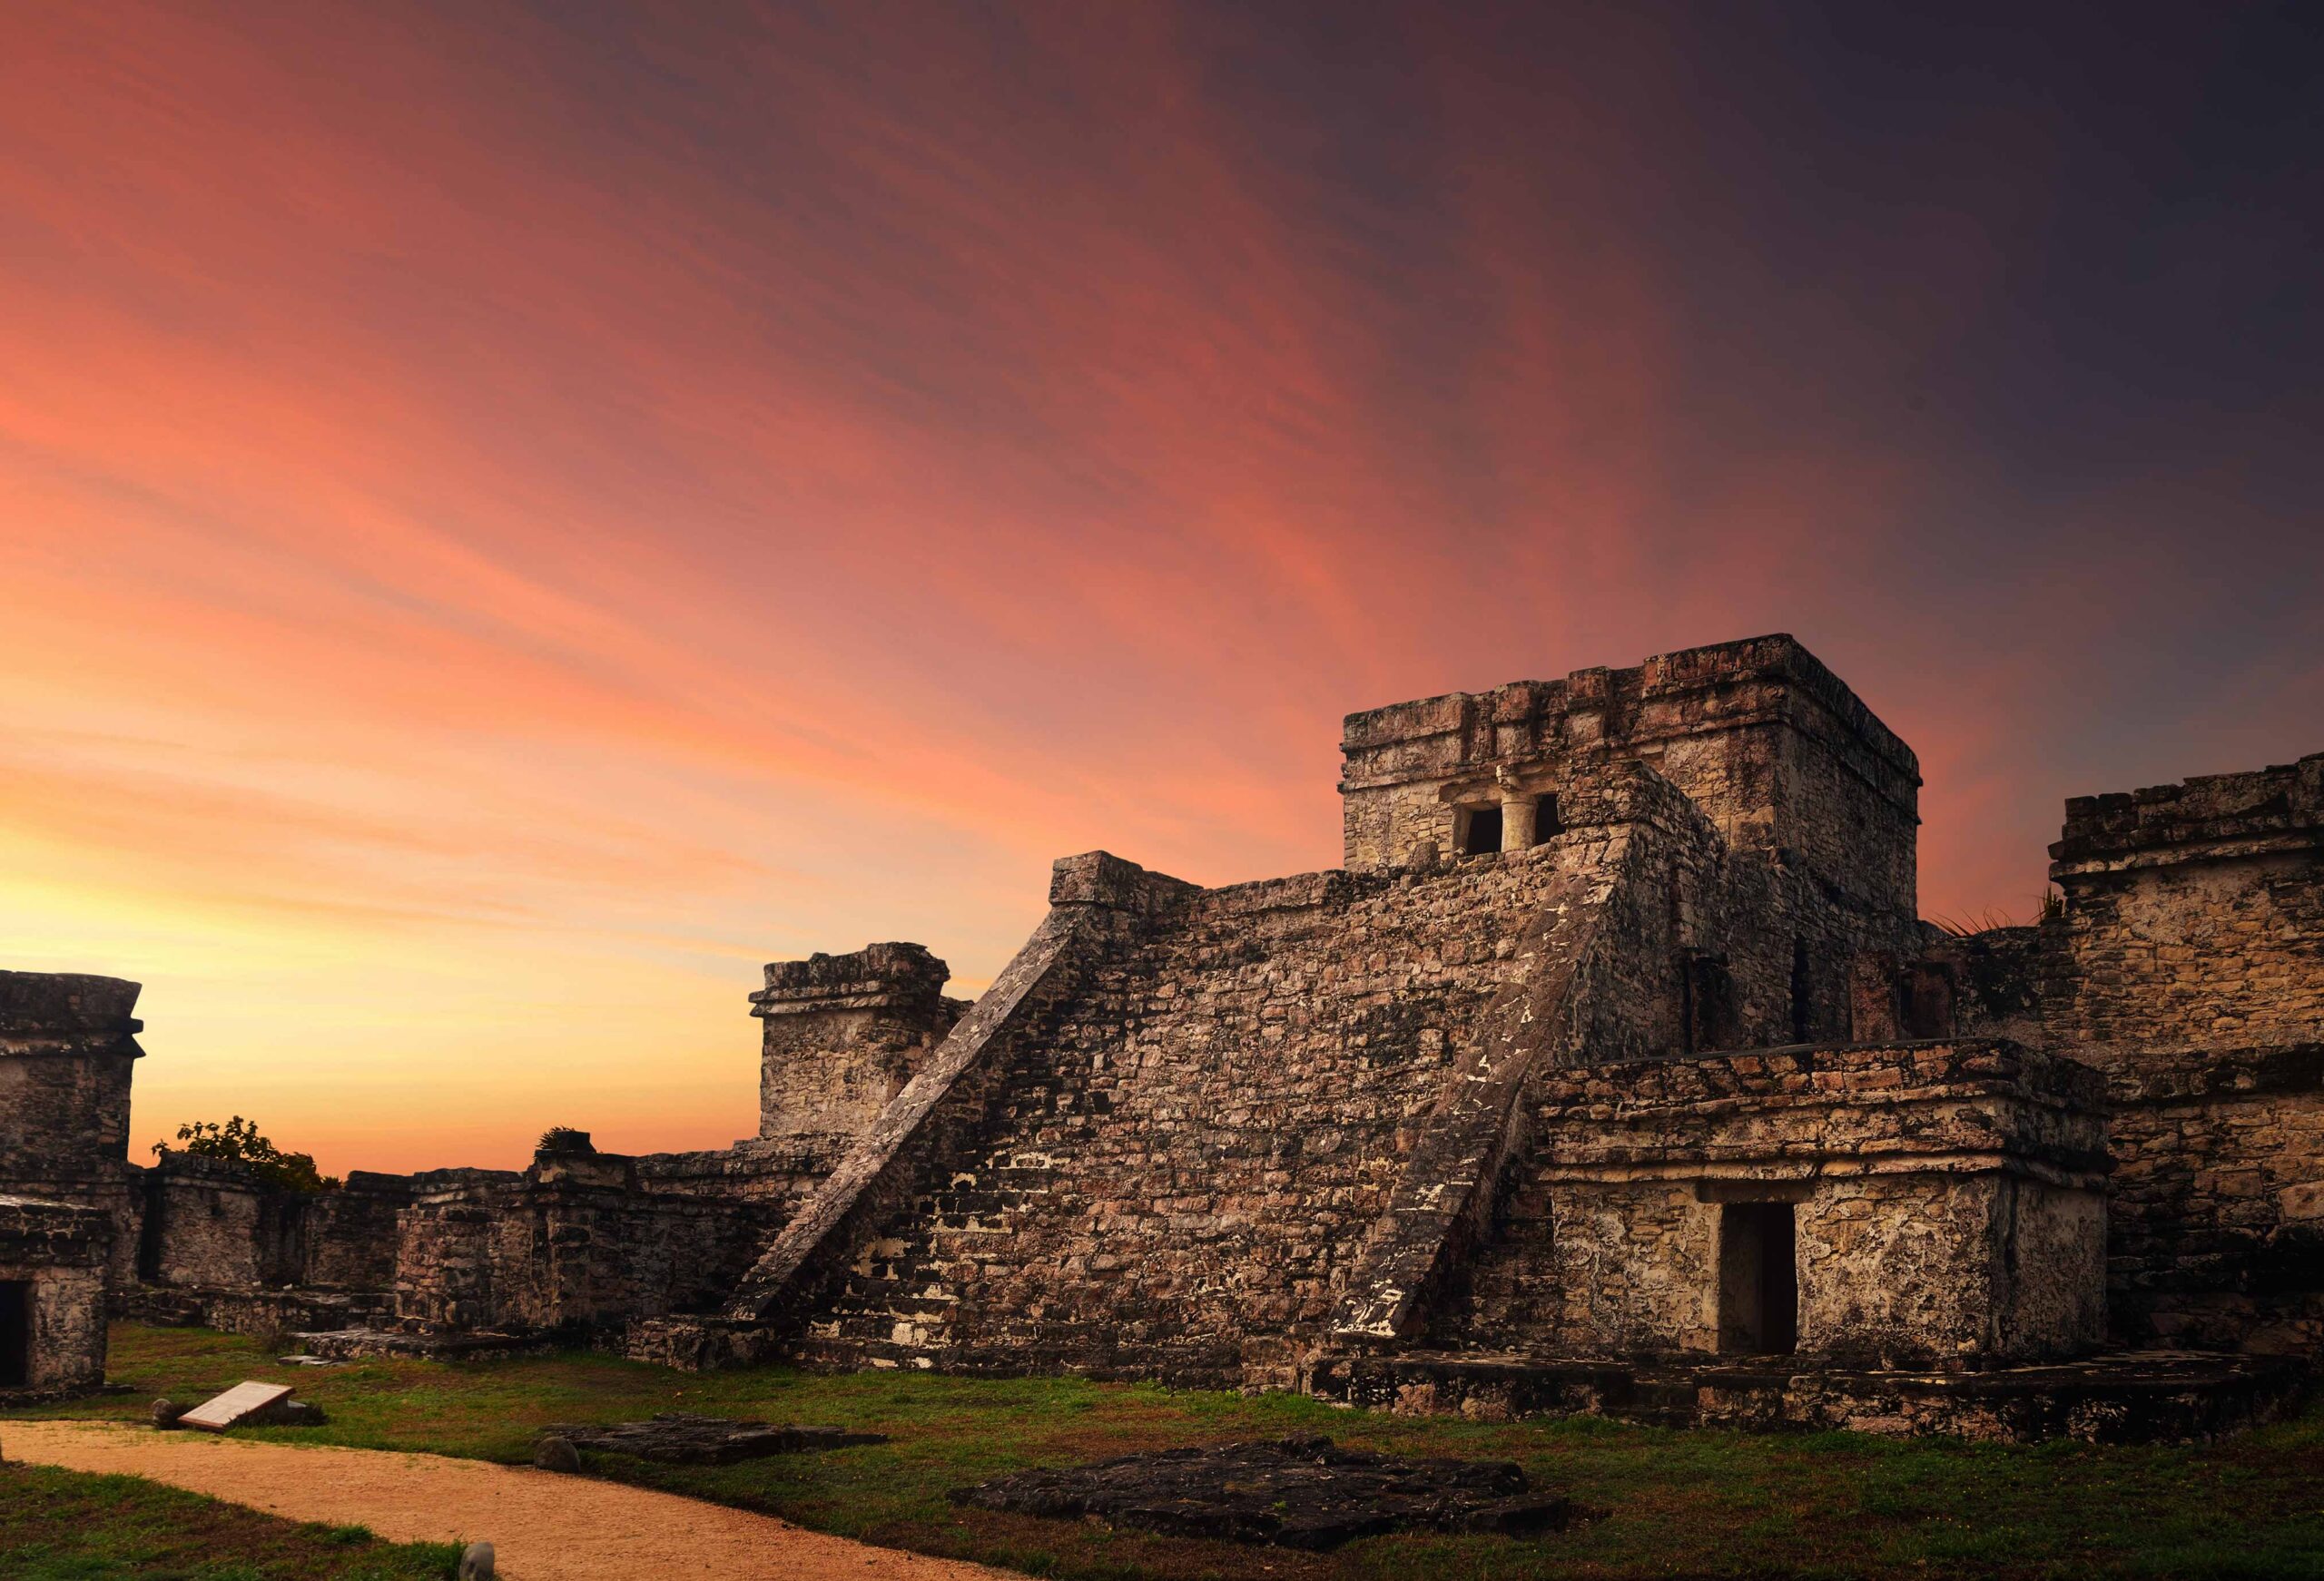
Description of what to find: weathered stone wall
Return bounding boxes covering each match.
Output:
[783,770,1771,1390]
[2043,756,2324,1351]
[1337,637,1922,1049]
[0,972,146,1280]
[1433,1042,2108,1370]
[392,1153,770,1334]
[142,1153,295,1288]
[300,1172,416,1290]
[753,942,966,1143]
[0,1195,111,1399]
[1925,924,2045,1046]
[2046,757,2323,1055]
[1336,635,1918,895]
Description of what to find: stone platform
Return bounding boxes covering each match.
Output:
[951,1435,1576,1550]
[116,1284,393,1338]
[294,1327,547,1362]
[1308,1350,2309,1444]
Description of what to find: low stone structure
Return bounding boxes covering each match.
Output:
[1431,1040,2109,1370]
[9,634,2319,1440]
[0,1194,111,1400]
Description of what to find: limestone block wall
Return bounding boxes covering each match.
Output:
[300,1172,416,1290]
[786,793,1739,1390]
[1433,1042,2109,1370]
[0,1195,111,1399]
[753,942,967,1143]
[2044,755,2324,1350]
[0,972,146,1280]
[392,1156,769,1333]
[635,1137,841,1210]
[1337,636,1918,899]
[141,1154,299,1288]
[1336,637,1922,1048]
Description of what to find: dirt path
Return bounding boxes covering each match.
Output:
[5,1420,1019,1581]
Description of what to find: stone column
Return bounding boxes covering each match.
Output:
[750,944,959,1146]
[1500,795,1538,851]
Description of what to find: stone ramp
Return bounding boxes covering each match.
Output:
[1324,844,1630,1344]
[717,852,1194,1335]
[5,1420,1016,1581]
[787,828,1658,1386]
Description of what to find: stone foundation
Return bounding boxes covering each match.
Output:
[1312,1349,2305,1444]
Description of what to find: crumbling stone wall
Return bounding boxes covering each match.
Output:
[141,1153,300,1288]
[778,768,1764,1389]
[300,1172,417,1289]
[0,972,146,1280]
[2044,756,2324,1351]
[0,1195,111,1399]
[393,1151,771,1334]
[753,942,967,1144]
[1337,637,1922,1047]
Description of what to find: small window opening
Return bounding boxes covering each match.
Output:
[1459,806,1503,855]
[1718,1203,1798,1354]
[1533,793,1562,844]
[0,1280,30,1388]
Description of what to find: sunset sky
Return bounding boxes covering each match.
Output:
[5,2,2319,1174]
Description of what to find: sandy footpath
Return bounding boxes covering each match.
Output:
[5,1419,1019,1581]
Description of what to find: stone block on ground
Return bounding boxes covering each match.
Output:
[538,1413,884,1465]
[949,1435,1579,1550]
[178,1380,294,1432]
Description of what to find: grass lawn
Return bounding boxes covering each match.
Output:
[0,1459,460,1579]
[5,1322,2320,1580]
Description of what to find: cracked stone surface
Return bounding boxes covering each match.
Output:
[539,1412,884,1464]
[948,1435,1578,1550]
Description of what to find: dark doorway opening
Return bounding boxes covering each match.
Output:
[1533,794,1563,843]
[1718,1203,1797,1354]
[0,1281,31,1388]
[1460,806,1503,855]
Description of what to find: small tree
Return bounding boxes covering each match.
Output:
[537,1125,595,1154]
[154,1116,340,1193]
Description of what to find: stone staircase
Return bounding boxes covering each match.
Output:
[793,1050,1085,1371]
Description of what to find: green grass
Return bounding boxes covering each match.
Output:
[0,1461,461,1578]
[7,1323,2322,1580]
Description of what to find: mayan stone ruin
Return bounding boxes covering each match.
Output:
[6,634,2319,1439]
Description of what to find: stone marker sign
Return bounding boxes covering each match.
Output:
[179,1380,294,1432]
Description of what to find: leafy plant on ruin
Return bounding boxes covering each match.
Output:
[537,1125,596,1154]
[1931,889,2064,938]
[154,1115,340,1193]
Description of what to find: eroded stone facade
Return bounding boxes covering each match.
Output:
[0,1194,111,1399]
[10,634,2319,1438]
